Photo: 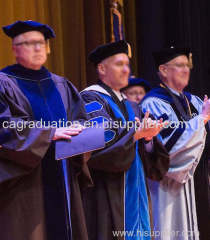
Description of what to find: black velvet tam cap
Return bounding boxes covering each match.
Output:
[2,20,55,39]
[121,77,151,92]
[153,46,191,69]
[88,40,130,65]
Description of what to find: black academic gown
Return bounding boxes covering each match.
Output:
[0,65,91,240]
[80,86,169,240]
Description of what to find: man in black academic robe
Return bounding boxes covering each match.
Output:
[80,41,169,240]
[0,20,94,240]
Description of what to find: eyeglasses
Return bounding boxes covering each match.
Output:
[165,63,192,69]
[14,40,46,49]
[126,91,145,97]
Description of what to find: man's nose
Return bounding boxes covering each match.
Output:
[183,67,190,74]
[123,65,130,73]
[183,65,190,72]
[34,43,42,50]
[136,95,143,103]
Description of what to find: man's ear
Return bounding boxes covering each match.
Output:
[159,65,167,78]
[12,37,19,56]
[98,63,106,76]
[12,44,17,57]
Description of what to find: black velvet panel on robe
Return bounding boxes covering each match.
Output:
[80,90,169,240]
[0,68,91,240]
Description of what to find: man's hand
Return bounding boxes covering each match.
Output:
[134,111,168,141]
[201,95,210,124]
[53,125,84,140]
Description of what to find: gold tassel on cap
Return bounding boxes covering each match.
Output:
[46,40,51,54]
[189,52,193,69]
[127,43,132,58]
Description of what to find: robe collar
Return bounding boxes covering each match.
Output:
[1,63,50,81]
[82,84,127,101]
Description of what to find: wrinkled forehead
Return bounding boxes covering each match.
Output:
[126,85,146,92]
[13,30,45,43]
[103,53,129,64]
[167,55,189,64]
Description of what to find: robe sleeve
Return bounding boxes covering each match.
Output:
[0,78,55,183]
[139,137,169,181]
[81,91,136,173]
[141,96,206,183]
[129,100,170,180]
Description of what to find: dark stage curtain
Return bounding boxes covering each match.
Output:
[136,0,210,98]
